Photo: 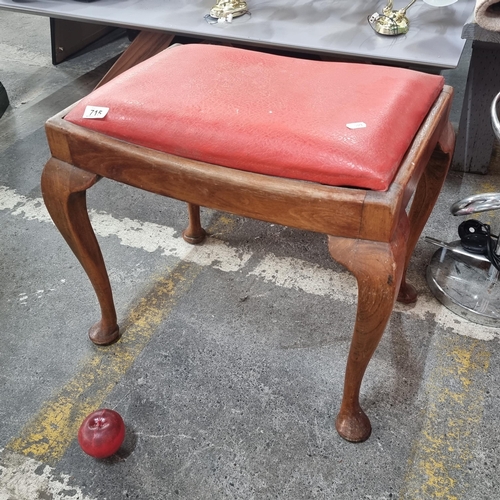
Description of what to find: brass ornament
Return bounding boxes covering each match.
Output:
[368,0,458,36]
[368,0,418,36]
[209,0,248,21]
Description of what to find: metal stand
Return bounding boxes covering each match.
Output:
[426,92,500,326]
[427,240,500,326]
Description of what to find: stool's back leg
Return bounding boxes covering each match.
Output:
[398,121,455,304]
[94,31,176,90]
[328,216,409,442]
[182,203,207,244]
[41,158,119,345]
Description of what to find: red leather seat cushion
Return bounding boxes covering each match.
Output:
[65,44,444,191]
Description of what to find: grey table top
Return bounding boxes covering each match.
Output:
[0,0,474,69]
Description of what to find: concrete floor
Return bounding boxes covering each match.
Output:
[1,10,500,500]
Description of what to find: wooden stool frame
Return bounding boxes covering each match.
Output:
[41,72,454,442]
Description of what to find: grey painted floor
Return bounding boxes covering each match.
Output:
[1,10,500,500]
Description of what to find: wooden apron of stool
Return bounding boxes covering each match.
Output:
[41,85,454,443]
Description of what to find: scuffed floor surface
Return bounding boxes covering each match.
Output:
[1,10,500,499]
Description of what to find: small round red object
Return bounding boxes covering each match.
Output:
[78,409,126,459]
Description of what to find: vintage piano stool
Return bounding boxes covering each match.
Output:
[41,44,455,442]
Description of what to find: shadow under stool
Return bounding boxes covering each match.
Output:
[41,43,455,442]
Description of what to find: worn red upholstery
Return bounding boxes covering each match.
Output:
[65,44,444,191]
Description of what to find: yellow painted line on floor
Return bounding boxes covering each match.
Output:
[400,337,490,499]
[7,261,200,465]
[7,214,237,466]
[478,180,498,194]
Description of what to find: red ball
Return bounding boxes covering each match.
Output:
[78,409,126,459]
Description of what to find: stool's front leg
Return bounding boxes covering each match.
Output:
[41,158,119,345]
[328,217,408,442]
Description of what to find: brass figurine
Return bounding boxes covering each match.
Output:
[209,0,248,20]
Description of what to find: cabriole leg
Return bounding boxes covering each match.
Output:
[328,216,408,442]
[41,158,119,345]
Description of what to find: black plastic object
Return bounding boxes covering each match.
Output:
[0,82,9,119]
[458,219,489,255]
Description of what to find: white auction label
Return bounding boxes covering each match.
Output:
[346,122,367,129]
[83,106,109,119]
